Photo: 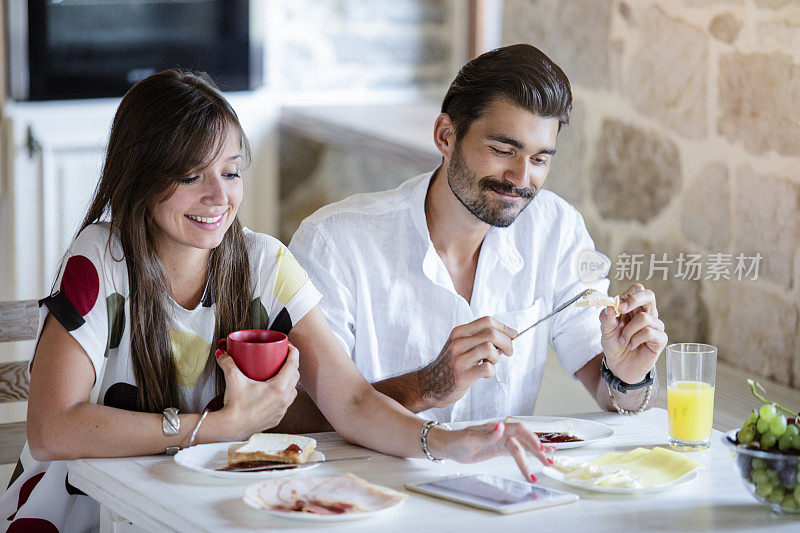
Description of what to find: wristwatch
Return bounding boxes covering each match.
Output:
[601,357,655,393]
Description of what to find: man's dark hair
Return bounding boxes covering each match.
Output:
[442,44,572,139]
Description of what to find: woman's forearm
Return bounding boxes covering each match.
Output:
[326,380,429,459]
[28,402,233,461]
[289,310,430,459]
[28,315,239,461]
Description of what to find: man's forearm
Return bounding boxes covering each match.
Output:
[372,371,432,414]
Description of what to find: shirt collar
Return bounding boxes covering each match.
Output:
[411,169,524,279]
[409,169,436,245]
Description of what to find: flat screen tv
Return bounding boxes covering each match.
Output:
[7,0,261,100]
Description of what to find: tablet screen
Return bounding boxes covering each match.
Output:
[418,474,548,505]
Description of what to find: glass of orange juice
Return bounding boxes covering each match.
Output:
[667,343,717,451]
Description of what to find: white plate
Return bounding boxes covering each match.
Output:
[174,442,324,479]
[540,461,699,494]
[507,416,615,450]
[451,416,614,450]
[243,477,406,522]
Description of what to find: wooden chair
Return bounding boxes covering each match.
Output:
[0,299,38,465]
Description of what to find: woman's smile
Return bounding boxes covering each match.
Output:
[185,210,228,229]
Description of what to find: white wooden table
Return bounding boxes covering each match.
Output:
[67,408,799,532]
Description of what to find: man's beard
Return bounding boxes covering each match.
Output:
[446,143,537,228]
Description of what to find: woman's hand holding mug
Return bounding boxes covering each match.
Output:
[214,330,298,440]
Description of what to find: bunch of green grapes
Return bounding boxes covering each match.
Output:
[737,404,800,452]
[747,457,800,512]
[735,380,800,513]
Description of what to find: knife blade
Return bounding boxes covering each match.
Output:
[514,288,593,340]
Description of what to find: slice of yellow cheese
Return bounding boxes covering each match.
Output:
[588,447,702,487]
[588,447,650,467]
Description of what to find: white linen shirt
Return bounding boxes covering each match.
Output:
[289,171,609,422]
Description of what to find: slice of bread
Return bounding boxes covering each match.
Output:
[576,289,621,316]
[228,433,317,465]
[505,416,575,436]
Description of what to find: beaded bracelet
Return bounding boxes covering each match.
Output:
[607,382,653,416]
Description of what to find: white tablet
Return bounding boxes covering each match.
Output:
[405,473,578,514]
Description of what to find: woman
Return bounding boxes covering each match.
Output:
[0,71,551,531]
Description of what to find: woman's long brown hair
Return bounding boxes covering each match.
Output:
[78,70,252,413]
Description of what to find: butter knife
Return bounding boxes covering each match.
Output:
[514,288,593,340]
[218,456,373,472]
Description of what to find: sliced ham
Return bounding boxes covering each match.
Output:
[243,483,284,509]
[276,477,325,504]
[245,474,407,515]
[297,501,352,514]
[305,473,406,512]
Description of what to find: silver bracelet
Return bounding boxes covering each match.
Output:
[188,408,210,448]
[162,407,180,436]
[421,420,449,463]
[607,382,652,416]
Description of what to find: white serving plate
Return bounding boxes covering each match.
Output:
[174,441,324,479]
[506,416,615,450]
[541,457,700,494]
[242,477,406,522]
[450,416,615,450]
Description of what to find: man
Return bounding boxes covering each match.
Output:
[285,44,667,427]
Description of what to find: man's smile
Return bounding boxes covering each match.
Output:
[481,179,536,202]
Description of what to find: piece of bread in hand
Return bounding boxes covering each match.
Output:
[575,288,621,316]
[228,433,317,465]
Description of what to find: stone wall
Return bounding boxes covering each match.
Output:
[278,131,435,242]
[504,0,800,389]
[276,0,456,242]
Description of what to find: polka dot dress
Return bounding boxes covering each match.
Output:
[0,223,321,532]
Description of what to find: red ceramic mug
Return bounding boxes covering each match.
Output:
[215,329,288,381]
